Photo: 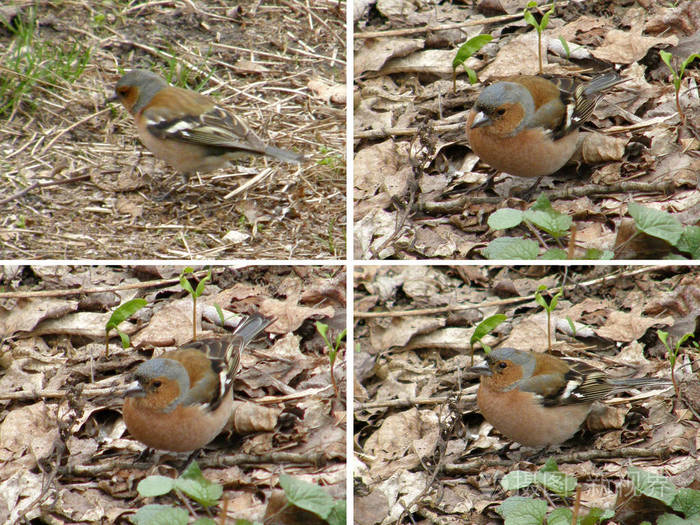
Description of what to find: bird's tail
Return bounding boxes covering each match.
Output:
[581,72,627,96]
[607,376,672,390]
[264,144,306,164]
[224,313,275,376]
[180,313,274,397]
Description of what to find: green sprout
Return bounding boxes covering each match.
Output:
[316,321,346,400]
[659,50,700,127]
[104,299,147,356]
[523,1,556,74]
[534,285,563,352]
[657,329,696,400]
[452,34,493,91]
[179,267,212,341]
[469,314,507,365]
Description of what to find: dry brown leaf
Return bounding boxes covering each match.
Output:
[355,38,424,76]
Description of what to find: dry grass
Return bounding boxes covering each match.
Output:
[0,0,346,259]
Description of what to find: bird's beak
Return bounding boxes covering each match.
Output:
[124,379,144,398]
[470,111,490,129]
[468,360,492,376]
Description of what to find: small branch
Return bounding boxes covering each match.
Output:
[354,13,523,39]
[354,265,674,318]
[0,174,91,206]
[59,450,345,477]
[443,447,672,475]
[0,268,213,300]
[420,181,679,215]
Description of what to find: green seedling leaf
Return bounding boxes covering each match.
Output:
[194,269,211,297]
[488,208,524,230]
[192,519,217,525]
[541,458,559,472]
[535,470,577,497]
[105,299,147,333]
[334,329,347,350]
[583,248,614,260]
[316,321,330,345]
[547,507,573,525]
[671,487,700,520]
[115,329,130,349]
[566,316,576,336]
[541,248,568,259]
[523,7,537,29]
[470,314,506,346]
[660,50,680,90]
[679,53,700,78]
[214,304,225,326]
[137,475,175,498]
[629,466,678,506]
[130,504,188,525]
[175,477,222,508]
[558,36,570,57]
[628,202,683,246]
[453,34,493,69]
[327,500,347,525]
[176,461,222,507]
[497,496,547,523]
[540,2,555,31]
[179,267,195,294]
[550,289,562,310]
[483,237,539,259]
[531,193,554,212]
[677,226,700,258]
[501,470,535,491]
[534,285,549,310]
[524,208,572,238]
[279,474,335,519]
[581,508,616,525]
[676,333,695,348]
[659,50,673,69]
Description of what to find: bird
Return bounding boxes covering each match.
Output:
[469,347,668,447]
[466,73,625,179]
[122,313,274,452]
[112,69,303,187]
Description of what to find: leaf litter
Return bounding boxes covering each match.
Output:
[0,264,347,524]
[354,264,699,524]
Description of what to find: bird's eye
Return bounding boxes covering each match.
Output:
[152,380,162,388]
[496,108,506,116]
[497,361,507,369]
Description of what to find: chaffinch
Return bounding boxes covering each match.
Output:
[122,313,273,452]
[466,73,625,178]
[469,348,667,447]
[113,69,303,178]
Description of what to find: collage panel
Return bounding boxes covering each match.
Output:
[354,265,699,523]
[354,1,698,260]
[1,1,346,260]
[0,264,347,523]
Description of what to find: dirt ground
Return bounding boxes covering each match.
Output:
[354,265,699,523]
[1,0,346,259]
[354,0,699,259]
[0,264,347,523]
